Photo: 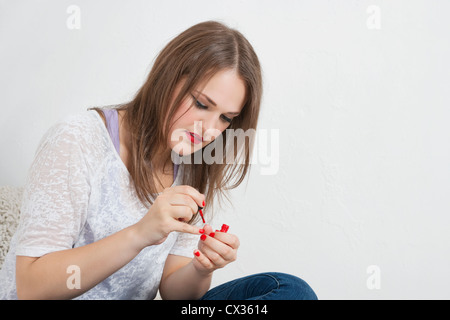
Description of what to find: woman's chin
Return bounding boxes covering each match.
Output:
[171,143,197,157]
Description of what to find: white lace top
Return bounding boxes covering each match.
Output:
[0,110,198,300]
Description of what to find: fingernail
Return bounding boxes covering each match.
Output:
[199,229,204,234]
[194,250,200,257]
[200,234,207,241]
[202,200,205,207]
[220,224,229,233]
[210,232,215,238]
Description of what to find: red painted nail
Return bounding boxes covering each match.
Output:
[210,232,215,238]
[202,200,205,207]
[194,250,200,257]
[199,229,204,234]
[200,234,207,241]
[220,224,229,233]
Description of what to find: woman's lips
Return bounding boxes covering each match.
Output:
[186,131,203,144]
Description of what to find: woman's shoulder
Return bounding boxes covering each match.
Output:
[42,110,102,142]
[57,109,101,132]
[34,110,106,160]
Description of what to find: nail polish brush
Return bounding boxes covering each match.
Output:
[198,206,205,224]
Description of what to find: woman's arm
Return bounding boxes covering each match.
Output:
[159,255,213,300]
[16,225,143,300]
[16,185,203,300]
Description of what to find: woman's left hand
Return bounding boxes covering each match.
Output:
[192,224,240,275]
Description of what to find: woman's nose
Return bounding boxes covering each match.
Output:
[199,117,222,141]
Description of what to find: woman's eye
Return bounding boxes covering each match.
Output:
[191,94,232,124]
[221,115,232,123]
[192,95,207,109]
[195,100,208,110]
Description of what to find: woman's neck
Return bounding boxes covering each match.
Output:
[118,109,173,179]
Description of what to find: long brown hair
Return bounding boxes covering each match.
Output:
[95,21,262,222]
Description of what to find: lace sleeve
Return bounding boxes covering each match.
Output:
[15,121,90,257]
[169,232,199,258]
[168,220,202,258]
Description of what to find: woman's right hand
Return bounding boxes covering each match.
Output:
[132,185,205,248]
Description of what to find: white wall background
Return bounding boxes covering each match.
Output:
[1,0,449,299]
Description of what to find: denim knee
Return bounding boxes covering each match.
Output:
[269,272,318,300]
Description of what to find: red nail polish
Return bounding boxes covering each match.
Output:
[194,250,200,257]
[202,200,205,207]
[220,224,229,233]
[200,234,207,241]
[199,229,204,234]
[210,232,215,238]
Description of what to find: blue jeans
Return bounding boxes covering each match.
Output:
[200,272,318,300]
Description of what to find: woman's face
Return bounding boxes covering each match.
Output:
[169,69,246,156]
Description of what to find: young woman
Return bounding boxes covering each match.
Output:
[0,21,317,300]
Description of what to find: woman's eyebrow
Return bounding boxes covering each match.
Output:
[196,91,241,115]
[201,93,217,106]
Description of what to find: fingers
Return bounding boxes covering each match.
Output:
[163,185,206,209]
[193,249,214,271]
[173,219,200,235]
[193,224,239,274]
[204,229,240,250]
[158,185,206,223]
[197,232,239,264]
[167,193,198,216]
[161,185,206,223]
[202,224,214,235]
[169,205,196,223]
